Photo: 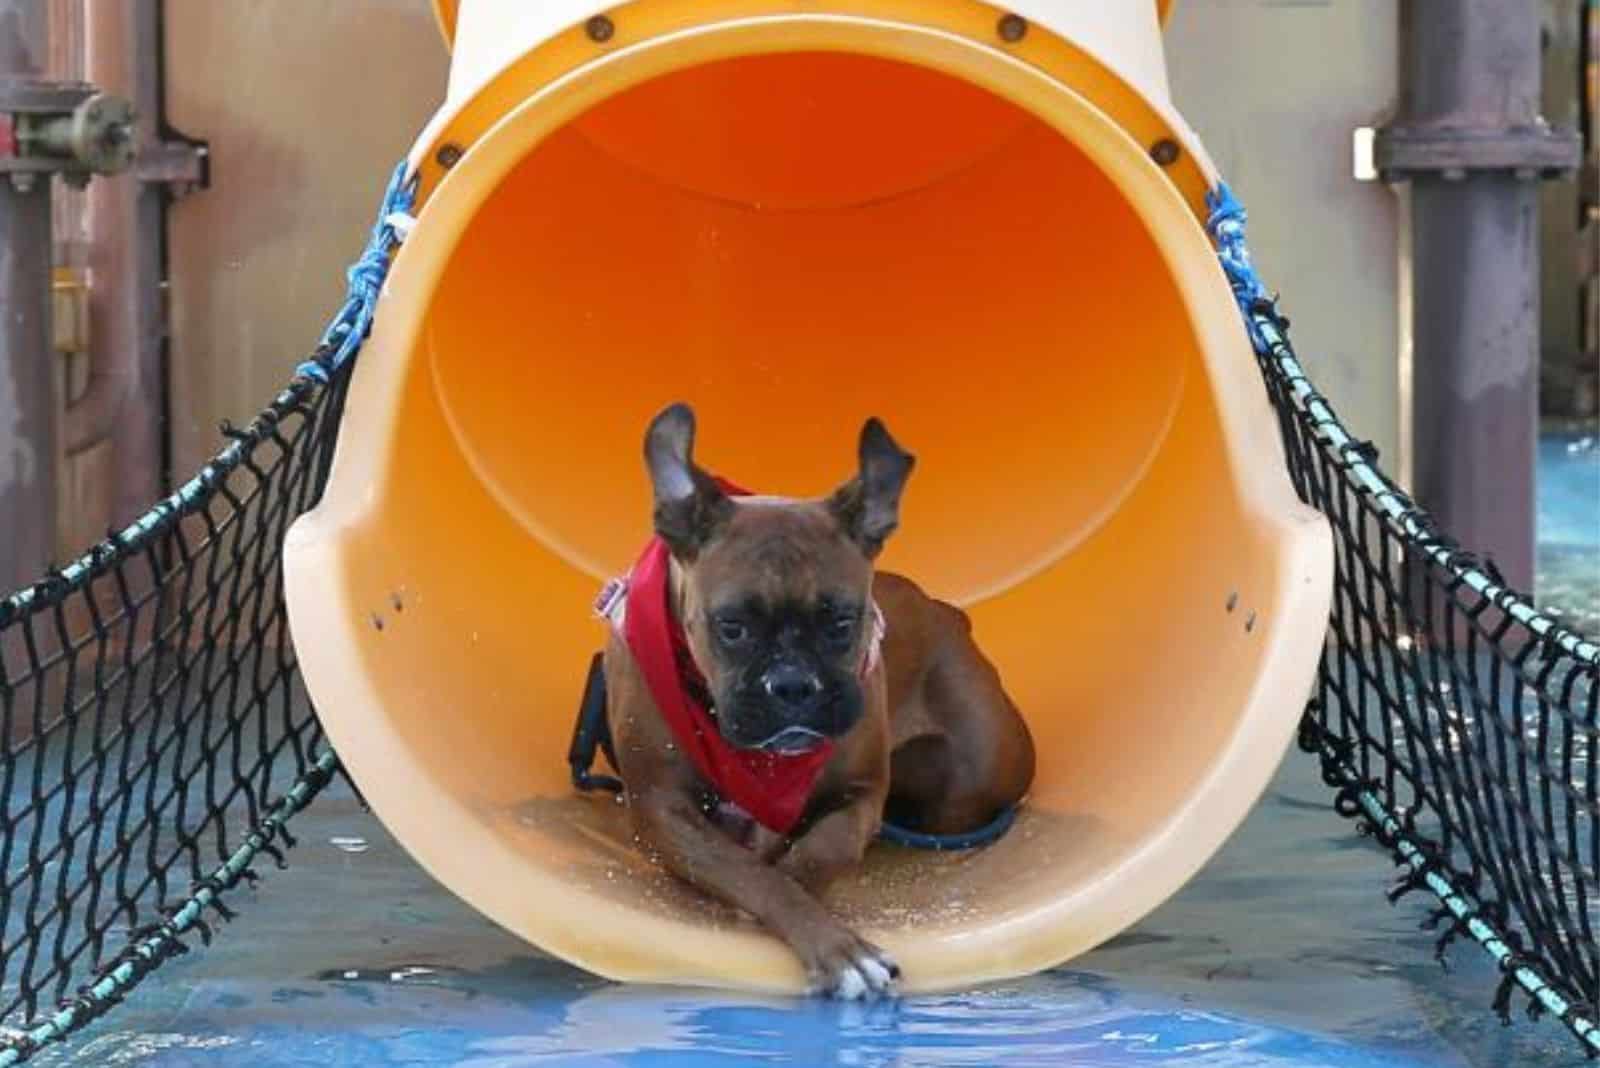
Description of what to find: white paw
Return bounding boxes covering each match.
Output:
[857,954,895,991]
[834,965,868,1001]
[810,936,899,1000]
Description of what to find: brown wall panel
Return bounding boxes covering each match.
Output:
[164,1,446,478]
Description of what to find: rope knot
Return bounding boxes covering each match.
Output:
[297,160,417,382]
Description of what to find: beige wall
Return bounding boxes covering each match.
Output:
[154,0,1403,484]
[164,0,447,478]
[1167,0,1402,466]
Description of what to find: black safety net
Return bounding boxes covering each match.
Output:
[1251,301,1600,1053]
[0,366,351,1062]
[0,223,1594,1060]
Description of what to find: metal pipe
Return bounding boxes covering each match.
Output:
[0,0,58,593]
[1393,0,1575,592]
[64,0,132,455]
[1411,175,1540,588]
[70,0,162,524]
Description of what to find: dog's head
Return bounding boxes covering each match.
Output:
[642,404,914,754]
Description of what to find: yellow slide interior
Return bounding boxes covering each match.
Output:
[286,19,1331,994]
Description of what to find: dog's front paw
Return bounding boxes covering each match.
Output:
[797,923,900,1000]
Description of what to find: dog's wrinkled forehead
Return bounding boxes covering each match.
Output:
[690,499,872,606]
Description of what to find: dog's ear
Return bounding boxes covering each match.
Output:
[644,403,732,560]
[827,417,915,559]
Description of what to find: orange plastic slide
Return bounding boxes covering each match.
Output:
[284,0,1333,993]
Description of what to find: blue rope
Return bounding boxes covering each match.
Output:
[1204,181,1273,353]
[296,160,417,381]
[877,805,1017,851]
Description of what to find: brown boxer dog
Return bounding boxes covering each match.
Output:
[601,404,1033,999]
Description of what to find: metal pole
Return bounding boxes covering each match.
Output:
[0,0,56,594]
[75,0,165,525]
[1380,0,1581,592]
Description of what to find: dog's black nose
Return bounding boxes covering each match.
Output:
[762,664,823,711]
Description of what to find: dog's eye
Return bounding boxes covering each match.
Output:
[827,614,858,642]
[715,619,749,645]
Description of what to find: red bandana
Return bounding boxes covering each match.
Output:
[597,481,860,835]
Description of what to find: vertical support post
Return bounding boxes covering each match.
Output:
[1384,0,1580,591]
[0,0,57,594]
[1412,182,1539,590]
[1409,0,1540,592]
[74,0,165,524]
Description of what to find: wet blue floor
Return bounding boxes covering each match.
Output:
[21,755,1561,1068]
[1538,431,1600,636]
[19,433,1600,1067]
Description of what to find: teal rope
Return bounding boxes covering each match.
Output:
[0,751,340,1066]
[1211,183,1596,669]
[1248,308,1598,667]
[1314,740,1600,1053]
[0,379,313,628]
[0,159,411,1064]
[1215,183,1600,1051]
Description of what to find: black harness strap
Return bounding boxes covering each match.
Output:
[568,652,624,795]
